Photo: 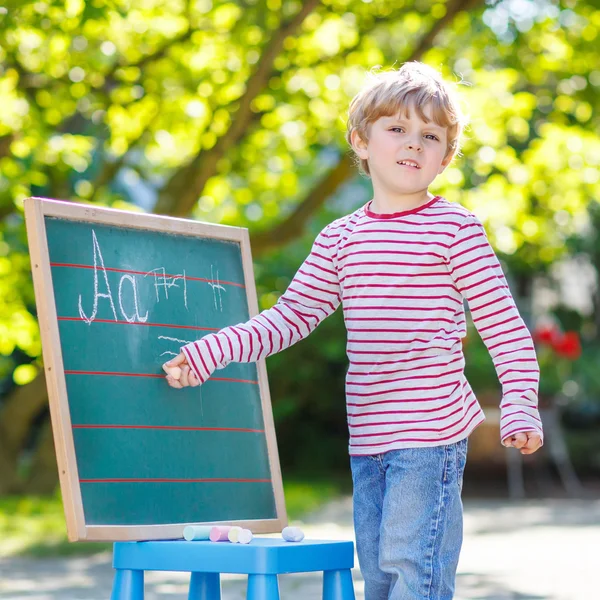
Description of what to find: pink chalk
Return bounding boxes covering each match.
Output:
[209,526,232,542]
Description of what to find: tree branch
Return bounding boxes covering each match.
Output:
[100,28,197,93]
[88,117,156,203]
[248,0,485,255]
[154,0,322,216]
[0,203,15,223]
[411,0,485,61]
[250,152,355,254]
[2,51,46,117]
[24,419,59,494]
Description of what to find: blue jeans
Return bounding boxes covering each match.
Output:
[350,438,468,600]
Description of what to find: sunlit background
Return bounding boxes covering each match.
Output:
[0,0,599,598]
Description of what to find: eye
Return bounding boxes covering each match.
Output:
[389,127,404,133]
[425,134,439,141]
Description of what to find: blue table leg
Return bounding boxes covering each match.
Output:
[110,569,144,600]
[247,574,280,600]
[188,572,221,599]
[323,569,355,600]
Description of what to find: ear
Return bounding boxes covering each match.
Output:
[438,150,454,174]
[350,129,369,160]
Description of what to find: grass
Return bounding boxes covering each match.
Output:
[0,493,111,558]
[282,473,351,520]
[0,475,350,558]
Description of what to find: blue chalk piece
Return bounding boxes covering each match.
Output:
[282,526,304,542]
[184,525,212,541]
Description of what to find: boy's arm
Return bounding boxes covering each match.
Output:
[447,213,544,446]
[181,226,341,384]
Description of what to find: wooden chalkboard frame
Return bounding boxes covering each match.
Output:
[24,197,287,541]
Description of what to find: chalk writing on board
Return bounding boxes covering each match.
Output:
[78,231,191,325]
[158,335,194,358]
[209,265,226,312]
[118,274,149,323]
[145,267,188,310]
[78,230,118,325]
[78,229,150,325]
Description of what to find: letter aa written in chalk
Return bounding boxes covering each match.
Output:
[119,274,149,323]
[78,230,148,325]
[78,230,118,324]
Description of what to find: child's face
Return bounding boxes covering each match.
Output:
[353,102,452,199]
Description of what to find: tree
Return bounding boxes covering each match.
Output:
[0,0,598,491]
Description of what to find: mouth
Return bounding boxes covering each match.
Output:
[397,160,421,169]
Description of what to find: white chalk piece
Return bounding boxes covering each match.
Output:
[227,526,243,543]
[209,526,232,542]
[183,525,211,541]
[162,363,182,380]
[238,529,253,544]
[281,526,305,542]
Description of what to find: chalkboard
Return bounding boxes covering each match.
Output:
[24,197,286,542]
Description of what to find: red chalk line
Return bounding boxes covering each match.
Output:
[57,316,219,332]
[64,370,258,384]
[80,478,271,483]
[50,262,245,288]
[73,424,264,433]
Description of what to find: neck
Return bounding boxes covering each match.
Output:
[369,190,435,215]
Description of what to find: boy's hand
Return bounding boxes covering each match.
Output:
[502,431,542,455]
[163,353,201,389]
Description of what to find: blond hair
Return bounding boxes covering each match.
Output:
[345,62,469,176]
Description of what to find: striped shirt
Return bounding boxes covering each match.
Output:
[183,196,544,455]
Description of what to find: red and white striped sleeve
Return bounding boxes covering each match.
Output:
[181,226,341,383]
[447,213,544,445]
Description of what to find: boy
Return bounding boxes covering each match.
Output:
[165,62,543,599]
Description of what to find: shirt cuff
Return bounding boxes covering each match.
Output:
[181,340,213,384]
[500,406,544,445]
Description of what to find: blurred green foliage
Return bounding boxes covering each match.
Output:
[0,0,599,490]
[0,476,349,557]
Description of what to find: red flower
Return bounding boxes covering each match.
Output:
[552,331,582,361]
[533,324,561,346]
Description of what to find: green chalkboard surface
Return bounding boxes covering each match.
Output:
[25,197,286,541]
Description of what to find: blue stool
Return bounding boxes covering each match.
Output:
[110,538,356,599]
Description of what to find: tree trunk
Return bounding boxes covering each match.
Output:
[23,419,59,495]
[155,0,322,216]
[250,153,355,255]
[0,373,48,494]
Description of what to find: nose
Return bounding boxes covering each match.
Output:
[406,138,422,152]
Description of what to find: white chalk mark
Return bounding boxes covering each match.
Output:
[118,274,149,323]
[145,268,187,308]
[145,267,162,302]
[170,274,186,305]
[160,351,179,357]
[78,229,118,325]
[208,265,226,312]
[158,335,194,345]
[145,267,170,301]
